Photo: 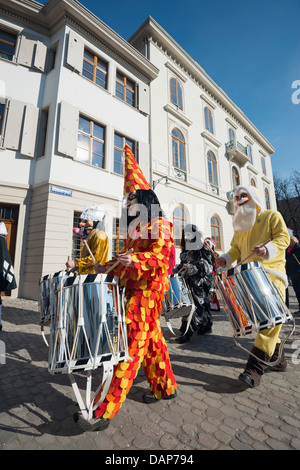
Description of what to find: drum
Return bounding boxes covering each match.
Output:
[162,274,194,320]
[48,273,129,374]
[39,270,71,325]
[214,261,293,337]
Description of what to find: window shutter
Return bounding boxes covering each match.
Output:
[33,40,47,72]
[4,100,24,150]
[17,35,35,67]
[66,30,84,73]
[138,83,150,115]
[20,104,39,157]
[57,100,79,158]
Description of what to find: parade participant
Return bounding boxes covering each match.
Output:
[175,225,214,343]
[204,237,220,312]
[74,145,177,432]
[286,234,300,312]
[217,185,290,387]
[0,222,17,331]
[66,205,108,274]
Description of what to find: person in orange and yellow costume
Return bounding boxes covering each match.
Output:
[74,145,177,432]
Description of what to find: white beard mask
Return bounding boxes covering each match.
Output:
[232,197,257,232]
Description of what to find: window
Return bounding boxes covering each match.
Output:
[232,166,240,189]
[0,101,5,137]
[0,29,17,61]
[172,128,186,172]
[114,134,134,175]
[112,218,126,258]
[173,206,186,248]
[261,156,267,175]
[265,188,270,209]
[72,211,83,260]
[83,50,108,89]
[37,108,49,158]
[228,128,235,142]
[207,150,218,188]
[204,106,214,133]
[77,116,105,168]
[211,216,221,250]
[170,77,183,109]
[247,144,253,164]
[116,72,135,106]
[250,177,256,187]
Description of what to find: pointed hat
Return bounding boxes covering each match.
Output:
[123,144,151,194]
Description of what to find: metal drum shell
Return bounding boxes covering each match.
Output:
[162,274,194,320]
[47,273,128,374]
[214,261,293,337]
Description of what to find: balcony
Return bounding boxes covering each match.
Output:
[226,139,250,167]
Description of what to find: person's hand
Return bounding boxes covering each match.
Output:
[117,253,134,267]
[217,256,226,268]
[66,259,76,269]
[94,264,106,274]
[252,245,267,258]
[182,263,188,270]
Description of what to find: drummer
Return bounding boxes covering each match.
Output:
[217,185,290,387]
[66,205,109,274]
[174,224,214,342]
[73,145,177,432]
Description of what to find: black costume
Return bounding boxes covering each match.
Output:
[174,225,214,342]
[286,240,300,311]
[0,226,17,331]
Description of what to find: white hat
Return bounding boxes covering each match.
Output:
[0,222,7,236]
[80,205,105,222]
[235,185,263,213]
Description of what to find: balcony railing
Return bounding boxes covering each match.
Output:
[226,139,250,167]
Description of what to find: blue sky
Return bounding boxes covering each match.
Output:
[40,0,300,179]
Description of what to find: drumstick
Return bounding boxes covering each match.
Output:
[83,239,96,265]
[236,239,271,267]
[105,248,134,274]
[177,265,186,275]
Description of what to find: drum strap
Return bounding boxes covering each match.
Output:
[68,362,114,421]
[165,303,196,336]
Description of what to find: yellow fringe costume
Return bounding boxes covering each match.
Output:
[226,209,290,356]
[76,228,109,274]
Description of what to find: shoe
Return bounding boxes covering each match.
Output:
[175,334,190,344]
[265,343,287,373]
[238,372,255,388]
[73,412,110,432]
[238,346,271,388]
[143,390,177,404]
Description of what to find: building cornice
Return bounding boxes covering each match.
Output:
[129,17,275,155]
[0,0,159,82]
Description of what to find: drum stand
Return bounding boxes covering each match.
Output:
[69,362,114,422]
[232,317,296,367]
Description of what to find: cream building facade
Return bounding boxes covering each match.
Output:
[129,17,276,259]
[0,1,276,300]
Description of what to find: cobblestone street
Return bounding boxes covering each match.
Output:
[0,288,299,452]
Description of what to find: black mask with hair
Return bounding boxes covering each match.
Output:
[121,189,165,230]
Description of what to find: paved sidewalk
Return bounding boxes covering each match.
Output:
[0,288,299,451]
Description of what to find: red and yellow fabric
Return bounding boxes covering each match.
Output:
[123,144,151,194]
[94,216,177,419]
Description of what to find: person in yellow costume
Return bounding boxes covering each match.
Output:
[74,145,177,432]
[218,185,290,388]
[66,205,109,273]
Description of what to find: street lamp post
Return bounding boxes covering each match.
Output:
[152,176,170,190]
